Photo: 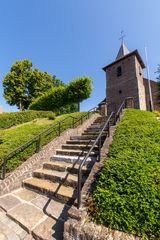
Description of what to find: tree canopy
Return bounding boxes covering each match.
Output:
[29,77,93,111]
[3,60,63,110]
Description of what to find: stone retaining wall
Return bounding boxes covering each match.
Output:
[0,113,99,195]
[64,220,140,240]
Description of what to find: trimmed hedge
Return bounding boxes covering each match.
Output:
[0,110,53,129]
[29,77,92,111]
[92,109,160,239]
[0,112,87,173]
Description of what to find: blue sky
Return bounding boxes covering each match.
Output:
[0,0,160,112]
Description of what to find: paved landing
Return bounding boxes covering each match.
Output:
[0,188,69,240]
[0,208,28,240]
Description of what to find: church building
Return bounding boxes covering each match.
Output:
[102,42,160,114]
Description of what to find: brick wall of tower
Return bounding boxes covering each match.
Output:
[135,56,146,110]
[106,54,146,114]
[143,78,160,111]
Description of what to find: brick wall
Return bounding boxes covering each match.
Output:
[143,78,160,111]
[105,54,146,114]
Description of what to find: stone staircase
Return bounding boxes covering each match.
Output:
[7,115,111,239]
[23,116,108,202]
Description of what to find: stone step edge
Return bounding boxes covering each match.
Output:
[50,155,97,164]
[23,178,76,204]
[33,169,82,188]
[43,161,92,173]
[56,149,98,157]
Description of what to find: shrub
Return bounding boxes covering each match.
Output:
[29,77,93,111]
[47,112,56,120]
[92,109,160,239]
[0,110,53,129]
[154,111,160,117]
[29,86,66,111]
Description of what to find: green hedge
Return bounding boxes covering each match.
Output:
[92,109,160,239]
[30,77,92,111]
[0,112,87,174]
[0,110,53,129]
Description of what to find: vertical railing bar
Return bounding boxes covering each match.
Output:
[58,122,61,136]
[36,135,41,153]
[98,136,101,162]
[2,158,7,180]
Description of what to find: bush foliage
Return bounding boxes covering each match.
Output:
[92,109,160,239]
[30,77,92,111]
[0,110,53,129]
[0,112,86,173]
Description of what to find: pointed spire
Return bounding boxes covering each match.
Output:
[116,42,130,60]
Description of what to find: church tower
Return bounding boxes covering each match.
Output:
[103,43,147,114]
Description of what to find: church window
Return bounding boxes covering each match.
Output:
[117,66,122,77]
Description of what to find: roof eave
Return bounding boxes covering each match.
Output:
[103,50,146,72]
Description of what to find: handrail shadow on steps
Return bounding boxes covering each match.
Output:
[0,107,98,180]
[77,97,134,209]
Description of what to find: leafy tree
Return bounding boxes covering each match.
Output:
[3,60,63,110]
[30,77,93,111]
[66,77,93,111]
[57,103,78,115]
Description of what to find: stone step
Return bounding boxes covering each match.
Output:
[70,135,106,140]
[82,131,107,136]
[33,168,86,188]
[86,127,103,131]
[56,149,98,157]
[50,155,96,164]
[84,129,108,134]
[23,178,76,204]
[61,144,98,151]
[88,123,102,127]
[43,161,92,175]
[93,118,107,123]
[32,217,64,240]
[66,139,95,145]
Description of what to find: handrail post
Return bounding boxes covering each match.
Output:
[81,116,83,125]
[72,118,75,128]
[108,122,110,137]
[77,169,82,209]
[58,122,61,136]
[36,135,41,153]
[2,159,7,179]
[114,112,116,125]
[98,136,101,162]
[118,113,120,122]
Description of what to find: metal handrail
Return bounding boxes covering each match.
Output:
[73,107,97,127]
[77,97,134,209]
[116,101,125,119]
[1,107,98,179]
[77,111,115,208]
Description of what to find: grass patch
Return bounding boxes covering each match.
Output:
[0,112,86,174]
[92,109,160,239]
[0,110,54,129]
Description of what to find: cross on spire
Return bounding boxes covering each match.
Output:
[119,30,126,43]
